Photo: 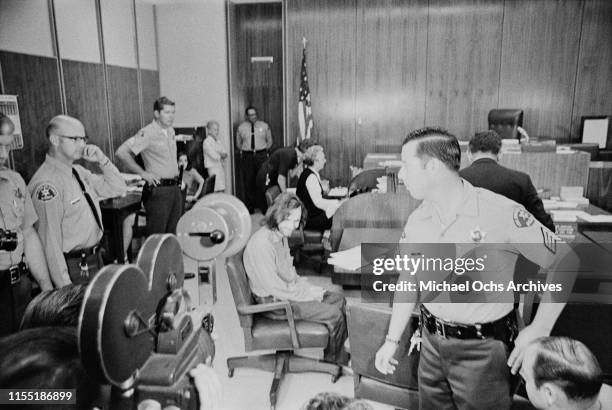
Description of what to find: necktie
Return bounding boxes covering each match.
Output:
[251,123,255,151]
[72,168,103,230]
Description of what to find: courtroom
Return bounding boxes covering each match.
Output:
[1,1,611,410]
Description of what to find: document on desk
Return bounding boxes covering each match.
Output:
[328,246,363,271]
[578,213,612,223]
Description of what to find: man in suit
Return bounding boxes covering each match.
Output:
[460,130,555,231]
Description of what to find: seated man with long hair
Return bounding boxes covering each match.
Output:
[243,193,348,364]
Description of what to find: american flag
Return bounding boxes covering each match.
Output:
[298,41,313,142]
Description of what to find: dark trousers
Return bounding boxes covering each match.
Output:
[290,292,348,364]
[242,151,268,213]
[418,326,512,410]
[0,271,32,336]
[143,185,183,235]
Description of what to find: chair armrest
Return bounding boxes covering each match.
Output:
[237,301,300,349]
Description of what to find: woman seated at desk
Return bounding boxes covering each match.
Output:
[243,193,348,364]
[296,145,342,231]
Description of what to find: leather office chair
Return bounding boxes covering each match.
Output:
[488,109,524,140]
[225,251,342,410]
[347,168,387,197]
[265,186,325,271]
[347,303,419,409]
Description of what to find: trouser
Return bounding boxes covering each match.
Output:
[290,291,348,364]
[242,151,268,212]
[418,325,512,410]
[142,185,183,234]
[64,247,104,285]
[0,266,32,336]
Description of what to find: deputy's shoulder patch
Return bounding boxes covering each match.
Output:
[540,227,560,254]
[35,183,58,202]
[513,207,535,228]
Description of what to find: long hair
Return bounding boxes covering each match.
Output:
[261,192,307,230]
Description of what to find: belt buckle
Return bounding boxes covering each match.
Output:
[9,265,20,285]
[435,320,446,338]
[475,323,484,339]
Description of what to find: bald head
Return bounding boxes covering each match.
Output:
[46,115,84,140]
[46,115,87,163]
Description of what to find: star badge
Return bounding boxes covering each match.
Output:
[470,226,486,243]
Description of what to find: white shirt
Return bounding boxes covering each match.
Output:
[304,167,341,218]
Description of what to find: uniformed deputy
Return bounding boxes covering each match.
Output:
[116,96,182,234]
[374,127,577,410]
[28,115,126,287]
[236,106,273,213]
[0,114,53,336]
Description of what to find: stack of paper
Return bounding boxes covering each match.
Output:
[328,246,363,271]
[376,176,387,193]
[379,160,404,167]
[577,214,612,223]
[327,187,348,197]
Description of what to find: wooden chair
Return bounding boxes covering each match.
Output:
[225,251,341,410]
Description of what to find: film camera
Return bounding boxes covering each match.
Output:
[78,194,251,409]
[0,228,17,251]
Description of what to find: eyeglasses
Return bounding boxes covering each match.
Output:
[59,135,88,143]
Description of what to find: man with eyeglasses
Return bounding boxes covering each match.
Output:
[28,115,126,287]
[116,96,182,234]
[0,113,53,336]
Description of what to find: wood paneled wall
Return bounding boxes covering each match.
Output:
[0,51,160,180]
[285,0,612,185]
[141,69,161,121]
[229,1,283,203]
[231,2,283,148]
[63,60,110,155]
[572,0,612,145]
[0,51,63,181]
[286,0,357,186]
[107,65,141,151]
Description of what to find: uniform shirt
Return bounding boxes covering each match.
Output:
[0,169,37,270]
[236,120,271,152]
[400,179,564,324]
[28,155,127,278]
[126,120,178,178]
[244,226,318,302]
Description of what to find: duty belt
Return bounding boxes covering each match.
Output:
[64,245,100,258]
[154,177,180,187]
[420,305,517,341]
[243,149,267,154]
[0,263,28,286]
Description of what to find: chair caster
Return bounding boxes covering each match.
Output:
[228,368,234,377]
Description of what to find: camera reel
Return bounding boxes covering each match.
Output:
[77,194,250,409]
[176,193,251,305]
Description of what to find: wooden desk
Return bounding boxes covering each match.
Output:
[100,192,142,263]
[332,228,402,287]
[363,151,591,196]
